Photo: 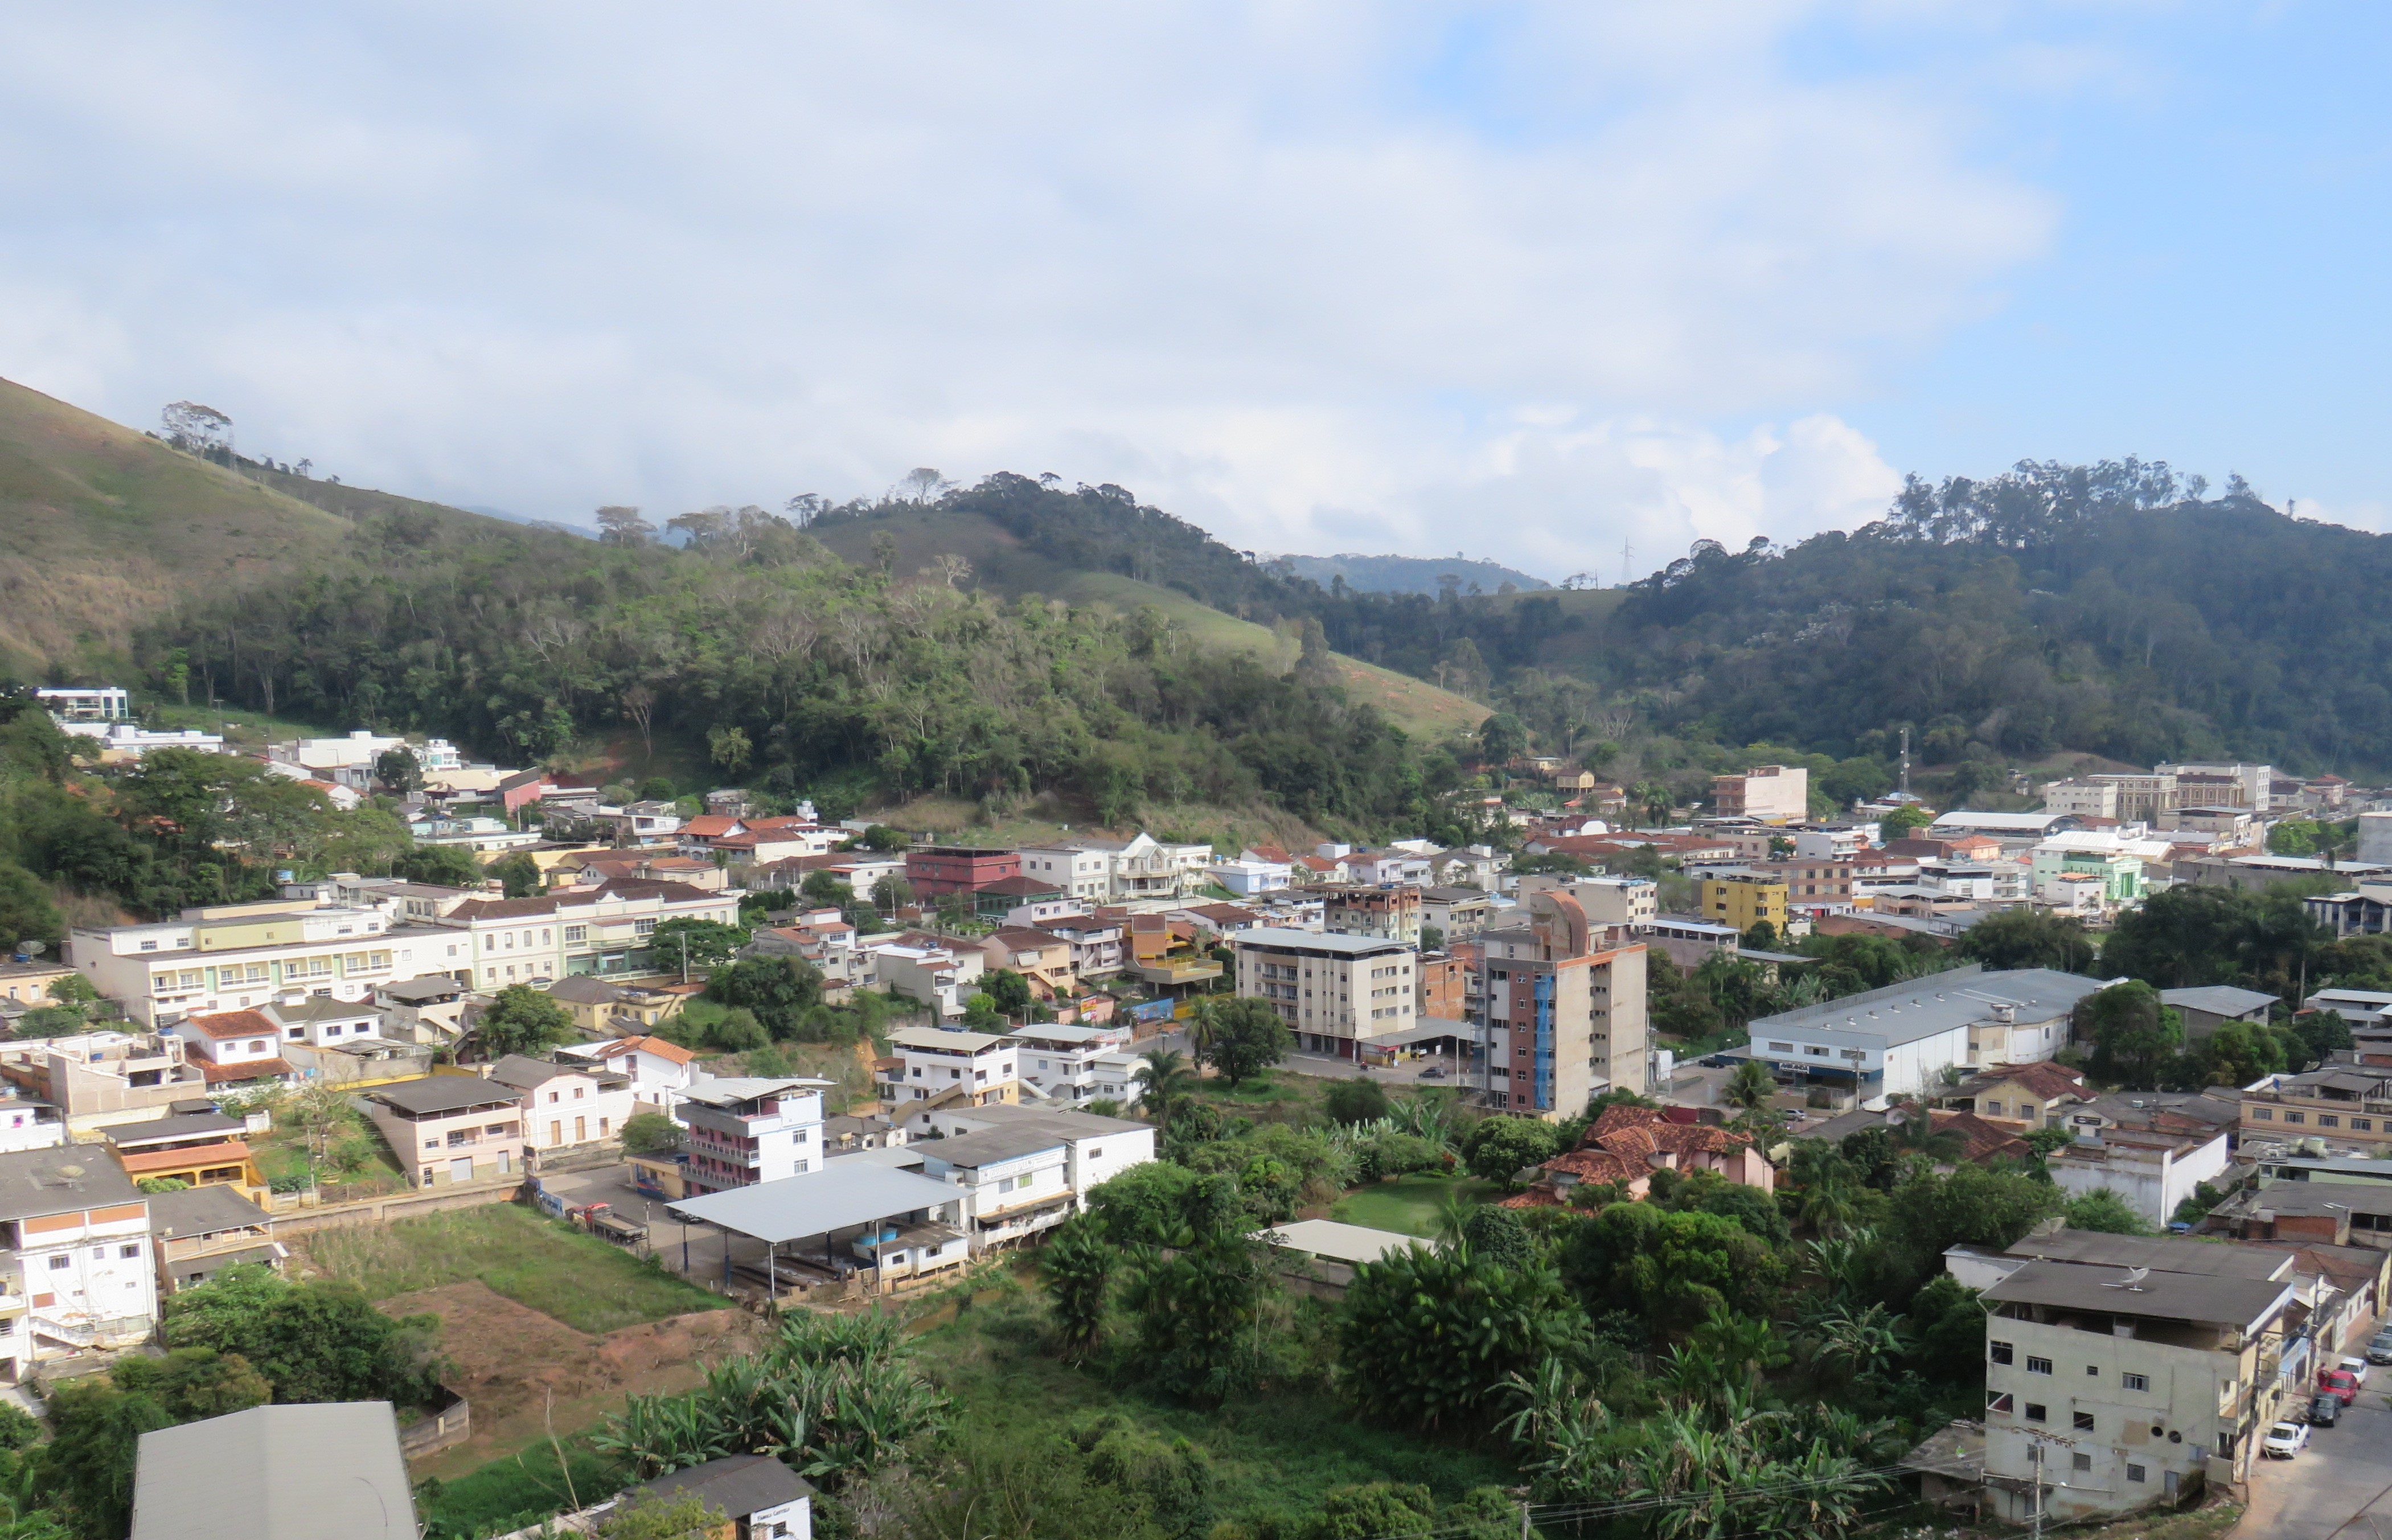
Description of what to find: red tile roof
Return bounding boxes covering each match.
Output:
[198,1057,293,1083]
[181,1009,278,1041]
[595,1034,698,1066]
[680,815,742,839]
[1970,1061,2089,1104]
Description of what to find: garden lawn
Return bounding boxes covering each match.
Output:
[1330,1174,1498,1238]
[915,1297,1516,1523]
[298,1202,727,1333]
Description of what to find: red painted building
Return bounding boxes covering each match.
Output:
[904,846,1021,897]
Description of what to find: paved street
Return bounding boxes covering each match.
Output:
[2236,1382,2392,1539]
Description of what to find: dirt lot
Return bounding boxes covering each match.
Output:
[387,1279,765,1480]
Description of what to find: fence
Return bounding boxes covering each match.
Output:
[397,1387,471,1460]
[266,1174,524,1237]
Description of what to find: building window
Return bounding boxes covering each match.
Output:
[2321,1115,2341,1128]
[2024,1403,2047,1423]
[2252,1108,2272,1120]
[2026,1356,2053,1375]
[1990,1342,2014,1365]
[2127,1464,2147,1484]
[2286,1112,2305,1124]
[48,1255,69,1271]
[2071,1451,2093,1472]
[2073,1411,2095,1432]
[2122,1373,2148,1391]
[2358,1119,2375,1132]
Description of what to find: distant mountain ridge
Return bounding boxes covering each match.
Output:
[1269,551,1549,596]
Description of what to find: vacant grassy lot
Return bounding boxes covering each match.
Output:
[416,1432,623,1540]
[299,1203,727,1333]
[1330,1174,1498,1238]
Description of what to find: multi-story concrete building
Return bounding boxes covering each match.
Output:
[2306,877,2392,941]
[1516,876,1656,928]
[1007,1024,1140,1109]
[1698,873,1790,935]
[1016,833,1209,904]
[882,1028,1021,1114]
[363,1075,530,1190]
[1231,930,1418,1059]
[674,1076,829,1196]
[906,847,1023,898]
[1416,886,1495,941]
[914,1109,1154,1250]
[1479,892,1650,1117]
[2159,762,2274,811]
[0,1033,208,1134]
[1979,1256,2295,1520]
[436,880,744,991]
[872,942,986,1019]
[1322,885,1423,943]
[492,1055,634,1161]
[1032,915,1125,979]
[2047,1123,2233,1229]
[0,1146,155,1373]
[147,1184,280,1296]
[1712,765,1808,822]
[100,1111,265,1201]
[70,901,441,1027]
[1417,951,1470,1019]
[35,685,129,721]
[976,927,1077,1000]
[2241,1066,2392,1149]
[2041,778,2122,819]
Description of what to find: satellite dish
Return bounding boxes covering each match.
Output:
[2100,1266,2151,1291]
[55,1164,83,1179]
[14,941,44,959]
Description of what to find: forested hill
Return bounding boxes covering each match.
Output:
[1583,464,2392,772]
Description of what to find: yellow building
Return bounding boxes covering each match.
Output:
[1701,873,1790,936]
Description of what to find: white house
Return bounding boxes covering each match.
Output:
[871,944,984,1019]
[0,1147,157,1373]
[1207,857,1292,897]
[884,1027,1019,1112]
[2046,1124,2233,1227]
[490,1055,634,1159]
[259,996,381,1049]
[1007,1024,1142,1109]
[161,1009,292,1091]
[911,1106,1154,1248]
[560,1035,700,1114]
[674,1076,830,1196]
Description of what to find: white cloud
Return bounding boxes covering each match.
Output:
[0,2,2053,571]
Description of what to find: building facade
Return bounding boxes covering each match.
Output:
[1479,891,1650,1118]
[1711,765,1808,822]
[1699,873,1791,935]
[1321,886,1423,943]
[1231,930,1419,1059]
[675,1077,828,1196]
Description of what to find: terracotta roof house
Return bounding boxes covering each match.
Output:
[1504,1104,1775,1208]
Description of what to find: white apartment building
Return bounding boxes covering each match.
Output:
[672,1076,830,1196]
[1033,915,1125,978]
[1015,833,1210,904]
[1231,929,1418,1059]
[883,1028,1020,1113]
[1515,875,1656,927]
[57,723,228,761]
[1712,764,1808,822]
[272,729,464,789]
[0,1147,157,1375]
[1007,1024,1143,1109]
[436,881,744,991]
[71,902,442,1028]
[260,996,382,1049]
[910,1106,1155,1248]
[2041,778,2122,820]
[1979,1257,2295,1521]
[871,944,985,1019]
[35,686,129,721]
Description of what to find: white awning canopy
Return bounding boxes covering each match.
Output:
[666,1164,960,1244]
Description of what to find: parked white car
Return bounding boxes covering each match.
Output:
[2264,1421,2311,1459]
[2339,1356,2372,1389]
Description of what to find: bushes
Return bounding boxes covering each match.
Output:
[1335,1244,1587,1431]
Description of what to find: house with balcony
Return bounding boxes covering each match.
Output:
[436,879,744,990]
[970,874,1070,923]
[363,1075,529,1189]
[100,1111,265,1200]
[872,943,984,1019]
[673,1076,830,1197]
[976,927,1076,1001]
[70,901,445,1028]
[1017,833,1207,904]
[0,1145,155,1375]
[882,1028,1020,1118]
[1119,915,1224,995]
[147,1184,281,1295]
[2241,1067,2392,1151]
[559,1035,699,1114]
[912,1107,1155,1249]
[1322,886,1423,943]
[1007,1024,1142,1109]
[1032,914,1126,979]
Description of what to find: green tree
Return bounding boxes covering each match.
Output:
[1557,1202,1784,1337]
[2083,980,2183,1090]
[1134,1049,1199,1129]
[869,874,917,910]
[621,1111,683,1155]
[1957,906,2098,973]
[1880,804,1933,839]
[471,984,575,1060]
[1041,1214,1119,1359]
[1460,1116,1561,1191]
[2064,1188,2154,1235]
[374,745,422,794]
[1742,920,1779,950]
[1476,713,1528,765]
[706,723,753,779]
[39,1381,170,1540]
[487,851,543,898]
[1721,1059,1778,1114]
[398,843,485,888]
[983,968,1033,1018]
[704,956,824,1038]
[1204,998,1290,1087]
[0,862,64,954]
[2100,884,2254,989]
[1088,1160,1203,1246]
[1122,1227,1274,1405]
[1323,1077,1392,1126]
[111,1347,272,1421]
[649,917,750,972]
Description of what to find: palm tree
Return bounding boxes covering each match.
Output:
[1135,1048,1197,1130]
[1722,1059,1778,1114]
[1184,999,1222,1072]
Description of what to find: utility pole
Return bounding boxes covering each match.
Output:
[1621,537,1633,587]
[1898,726,1912,800]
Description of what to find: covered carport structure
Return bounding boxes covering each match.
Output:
[665,1163,967,1297]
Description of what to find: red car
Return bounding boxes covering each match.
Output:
[2320,1369,2361,1405]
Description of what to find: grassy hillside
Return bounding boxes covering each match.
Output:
[810,508,1490,742]
[0,376,352,676]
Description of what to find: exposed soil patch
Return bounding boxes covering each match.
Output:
[385,1279,764,1480]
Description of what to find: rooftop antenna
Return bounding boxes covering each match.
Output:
[2098,1266,2151,1291]
[1621,536,1634,587]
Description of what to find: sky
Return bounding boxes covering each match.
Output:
[3,2,2387,581]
